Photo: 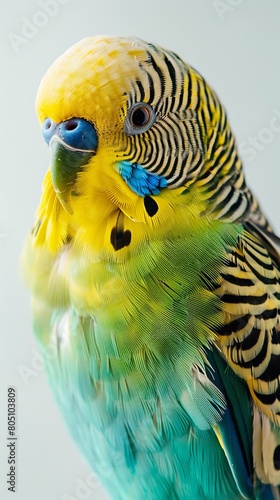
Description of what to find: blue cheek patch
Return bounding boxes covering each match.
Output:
[118,161,167,196]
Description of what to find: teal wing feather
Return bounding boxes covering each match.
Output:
[206,346,278,499]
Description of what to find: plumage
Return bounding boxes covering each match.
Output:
[22,35,280,499]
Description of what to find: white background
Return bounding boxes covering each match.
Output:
[1,1,280,499]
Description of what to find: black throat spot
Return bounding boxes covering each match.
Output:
[110,227,132,251]
[144,196,158,217]
[273,445,280,471]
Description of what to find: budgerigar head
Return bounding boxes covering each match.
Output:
[34,35,243,255]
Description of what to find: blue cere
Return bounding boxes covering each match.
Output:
[118,161,167,196]
[42,117,98,151]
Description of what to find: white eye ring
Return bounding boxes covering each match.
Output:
[124,102,156,135]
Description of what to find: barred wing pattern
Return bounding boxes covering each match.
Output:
[214,224,280,485]
[217,229,280,422]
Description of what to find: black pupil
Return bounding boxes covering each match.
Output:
[132,108,148,127]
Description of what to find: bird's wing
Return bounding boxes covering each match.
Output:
[215,220,280,487]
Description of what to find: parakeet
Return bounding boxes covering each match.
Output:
[22,35,280,499]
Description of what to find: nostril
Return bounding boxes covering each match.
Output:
[42,117,56,145]
[44,118,52,130]
[65,119,79,131]
[60,118,98,151]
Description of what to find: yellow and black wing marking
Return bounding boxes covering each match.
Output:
[216,226,280,425]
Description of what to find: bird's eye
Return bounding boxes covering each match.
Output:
[131,106,150,127]
[125,103,155,135]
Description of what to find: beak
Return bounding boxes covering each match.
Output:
[42,117,98,210]
[50,136,94,209]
